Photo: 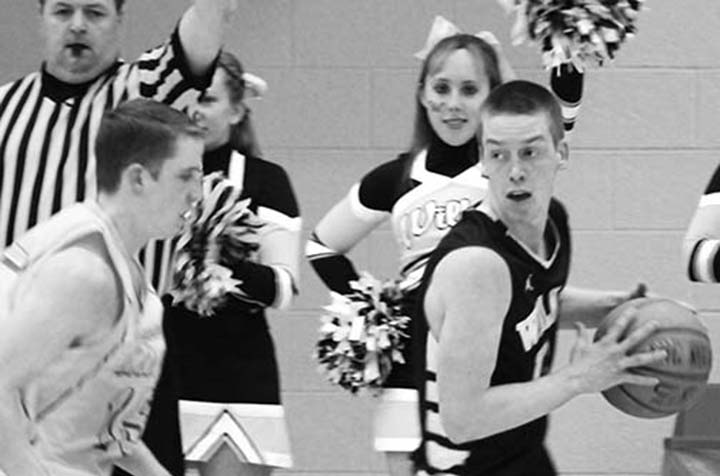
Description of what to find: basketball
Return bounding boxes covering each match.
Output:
[594,297,713,418]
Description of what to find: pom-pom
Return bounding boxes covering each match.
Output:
[170,173,263,317]
[314,273,411,395]
[499,0,644,71]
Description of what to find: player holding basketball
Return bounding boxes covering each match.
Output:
[414,80,668,476]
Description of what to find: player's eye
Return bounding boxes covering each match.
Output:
[488,150,506,161]
[521,148,539,160]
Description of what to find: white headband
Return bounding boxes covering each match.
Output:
[242,72,268,100]
[414,15,501,60]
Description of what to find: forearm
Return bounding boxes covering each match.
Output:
[684,235,720,283]
[306,193,386,295]
[233,223,300,309]
[442,371,580,443]
[305,232,360,295]
[230,260,294,309]
[550,63,584,135]
[558,285,628,327]
[0,392,49,476]
[115,441,171,476]
[307,254,360,295]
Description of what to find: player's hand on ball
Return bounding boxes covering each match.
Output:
[567,304,667,394]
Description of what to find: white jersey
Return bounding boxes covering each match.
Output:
[0,202,164,476]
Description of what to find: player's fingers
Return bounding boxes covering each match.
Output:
[621,373,660,387]
[600,305,637,343]
[620,349,667,369]
[570,322,589,360]
[617,320,660,353]
[575,322,588,340]
[672,299,697,314]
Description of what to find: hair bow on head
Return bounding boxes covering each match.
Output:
[414,15,516,81]
[242,72,268,100]
[413,15,501,60]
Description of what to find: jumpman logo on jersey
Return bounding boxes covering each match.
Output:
[525,274,534,293]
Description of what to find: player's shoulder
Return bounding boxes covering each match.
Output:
[442,207,495,245]
[549,197,569,220]
[42,235,117,292]
[429,245,511,323]
[548,197,571,237]
[437,245,506,278]
[18,235,121,333]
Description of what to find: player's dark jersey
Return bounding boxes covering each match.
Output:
[415,198,571,475]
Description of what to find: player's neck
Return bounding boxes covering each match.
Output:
[484,197,549,256]
[96,194,148,257]
[506,221,546,256]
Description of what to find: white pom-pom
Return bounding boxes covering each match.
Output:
[314,272,411,395]
[499,0,645,71]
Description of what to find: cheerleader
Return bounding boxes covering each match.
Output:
[168,51,301,476]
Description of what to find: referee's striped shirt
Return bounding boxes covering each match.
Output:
[0,29,211,252]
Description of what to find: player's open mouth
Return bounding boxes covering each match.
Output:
[507,191,531,201]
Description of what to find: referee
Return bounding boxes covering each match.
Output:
[0,0,238,474]
[0,0,236,249]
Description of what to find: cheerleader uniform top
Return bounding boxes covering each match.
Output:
[169,144,301,404]
[0,202,164,476]
[308,135,488,295]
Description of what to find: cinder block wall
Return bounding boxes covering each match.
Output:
[3,2,720,475]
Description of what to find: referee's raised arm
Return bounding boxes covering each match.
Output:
[179,0,238,77]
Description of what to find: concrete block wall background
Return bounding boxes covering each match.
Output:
[3,1,720,475]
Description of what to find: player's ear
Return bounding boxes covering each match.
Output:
[124,163,149,193]
[557,140,569,170]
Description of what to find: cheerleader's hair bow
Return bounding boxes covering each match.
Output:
[414,16,516,81]
[242,72,268,100]
[414,15,501,60]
